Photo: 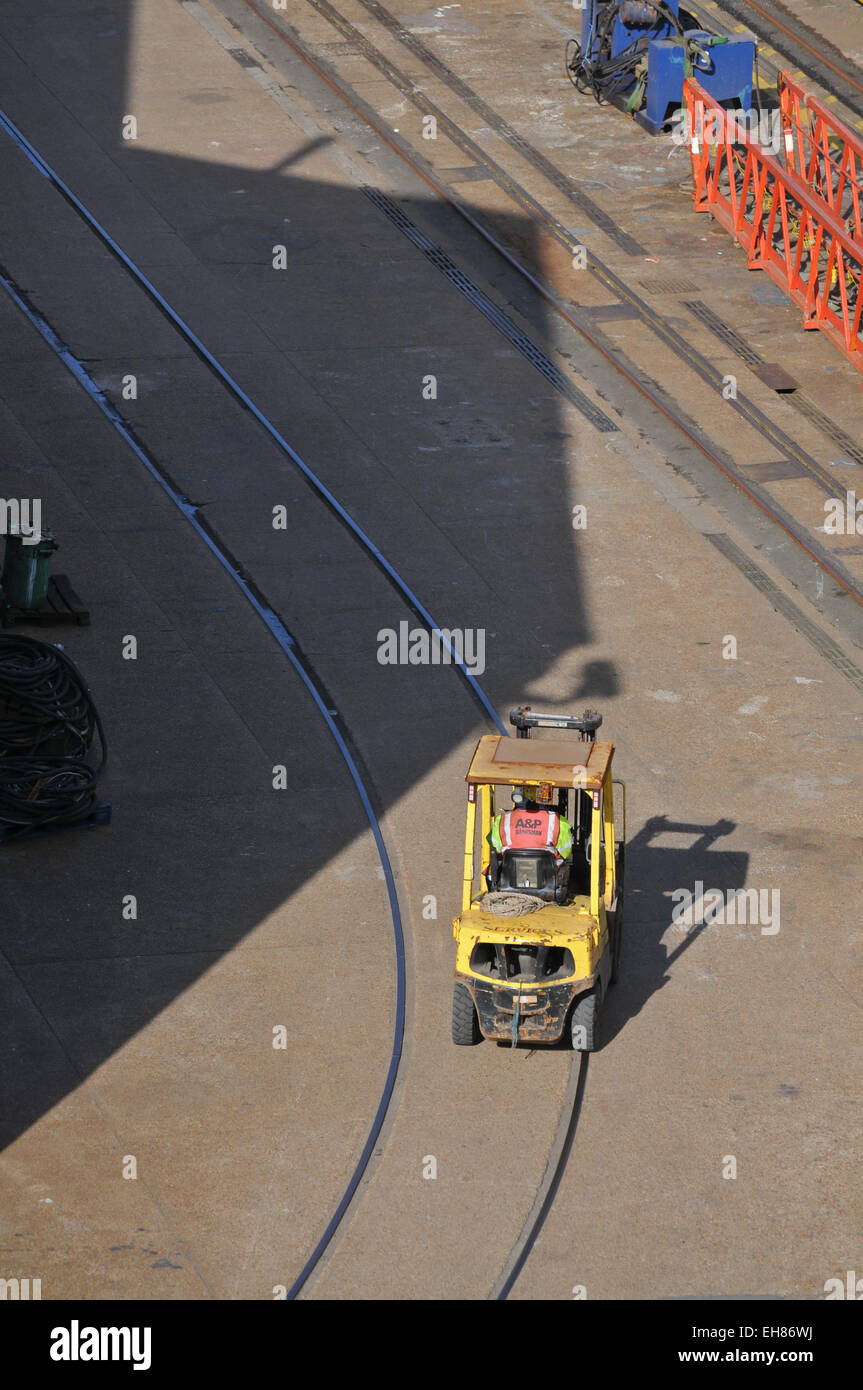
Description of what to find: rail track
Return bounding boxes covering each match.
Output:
[711,0,863,115]
[328,0,863,487]
[224,0,863,685]
[0,245,416,1299]
[490,1050,590,1300]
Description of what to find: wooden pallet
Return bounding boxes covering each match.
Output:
[0,801,111,845]
[0,574,90,628]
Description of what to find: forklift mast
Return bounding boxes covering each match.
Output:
[509,706,602,741]
[509,707,603,837]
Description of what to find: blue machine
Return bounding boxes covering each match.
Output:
[567,0,754,133]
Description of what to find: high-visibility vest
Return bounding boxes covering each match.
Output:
[490,809,573,859]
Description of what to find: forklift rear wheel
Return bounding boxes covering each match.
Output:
[570,988,599,1052]
[452,983,482,1045]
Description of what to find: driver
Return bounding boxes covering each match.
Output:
[489,788,573,864]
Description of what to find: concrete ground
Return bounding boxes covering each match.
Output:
[0,0,861,1301]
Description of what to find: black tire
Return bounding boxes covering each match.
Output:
[452,983,482,1045]
[570,988,599,1052]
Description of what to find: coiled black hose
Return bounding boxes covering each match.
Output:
[0,635,106,836]
[0,757,100,829]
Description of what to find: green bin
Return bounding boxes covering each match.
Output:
[1,528,58,609]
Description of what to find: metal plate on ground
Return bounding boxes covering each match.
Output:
[428,415,512,448]
[742,460,810,482]
[748,282,789,305]
[587,303,641,321]
[442,166,494,183]
[752,361,800,392]
[317,41,363,56]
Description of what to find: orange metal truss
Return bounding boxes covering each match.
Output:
[684,77,863,380]
[778,71,863,243]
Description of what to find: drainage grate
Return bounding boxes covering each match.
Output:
[705,533,863,694]
[685,300,799,388]
[793,396,863,468]
[684,300,762,365]
[362,187,618,433]
[638,277,700,296]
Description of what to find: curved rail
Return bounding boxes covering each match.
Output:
[0,111,512,1298]
[0,107,502,737]
[491,1053,590,1300]
[0,263,409,1297]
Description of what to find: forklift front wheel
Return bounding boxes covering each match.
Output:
[570,988,599,1052]
[452,983,482,1045]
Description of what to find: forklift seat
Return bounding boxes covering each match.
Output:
[489,848,570,904]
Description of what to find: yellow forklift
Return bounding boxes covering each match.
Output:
[451,708,625,1050]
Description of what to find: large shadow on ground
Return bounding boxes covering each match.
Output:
[0,0,654,1177]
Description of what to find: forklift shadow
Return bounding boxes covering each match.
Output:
[523,657,620,706]
[600,814,748,1048]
